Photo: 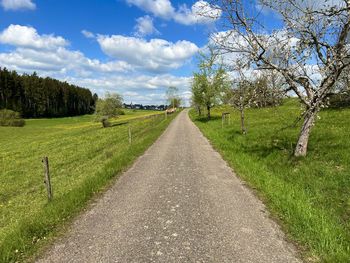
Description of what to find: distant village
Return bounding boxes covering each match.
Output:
[123,103,169,111]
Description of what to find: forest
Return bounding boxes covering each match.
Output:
[0,68,97,118]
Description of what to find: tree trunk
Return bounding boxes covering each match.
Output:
[197,106,202,116]
[294,109,318,157]
[207,105,211,120]
[240,108,246,135]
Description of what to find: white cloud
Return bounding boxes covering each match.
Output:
[0,24,194,105]
[64,74,191,104]
[1,0,35,10]
[0,24,67,50]
[0,47,132,75]
[173,1,221,25]
[126,0,220,25]
[97,34,199,72]
[0,25,132,76]
[126,0,174,19]
[134,15,159,37]
[81,30,95,39]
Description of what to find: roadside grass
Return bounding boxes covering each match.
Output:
[190,100,350,263]
[0,110,175,263]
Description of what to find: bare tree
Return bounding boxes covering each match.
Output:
[166,86,182,109]
[229,79,256,134]
[204,0,350,156]
[255,70,286,107]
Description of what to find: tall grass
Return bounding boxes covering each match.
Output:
[190,100,350,262]
[0,110,176,262]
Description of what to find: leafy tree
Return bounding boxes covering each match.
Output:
[191,75,205,116]
[192,47,229,119]
[95,93,123,127]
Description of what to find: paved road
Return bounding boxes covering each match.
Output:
[38,110,301,263]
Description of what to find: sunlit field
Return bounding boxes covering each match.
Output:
[0,110,175,262]
[190,100,350,262]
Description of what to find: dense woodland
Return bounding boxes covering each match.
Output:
[0,68,97,118]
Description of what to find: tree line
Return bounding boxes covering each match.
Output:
[0,68,98,118]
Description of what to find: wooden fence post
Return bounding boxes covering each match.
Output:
[128,126,132,144]
[222,112,231,128]
[42,157,53,201]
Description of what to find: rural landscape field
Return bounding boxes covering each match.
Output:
[190,100,350,262]
[0,110,176,262]
[1,0,350,262]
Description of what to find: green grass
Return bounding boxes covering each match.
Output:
[190,100,350,263]
[0,110,175,263]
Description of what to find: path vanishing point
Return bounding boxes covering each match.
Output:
[38,110,301,263]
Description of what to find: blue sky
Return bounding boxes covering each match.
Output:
[0,0,222,105]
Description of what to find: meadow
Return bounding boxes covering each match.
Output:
[190,100,350,263]
[0,109,174,262]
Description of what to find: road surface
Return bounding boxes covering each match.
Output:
[38,110,301,263]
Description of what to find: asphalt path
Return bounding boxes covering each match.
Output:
[37,109,301,263]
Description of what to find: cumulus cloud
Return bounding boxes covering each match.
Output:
[0,47,133,75]
[0,24,67,50]
[134,15,159,37]
[64,74,191,104]
[173,1,222,25]
[1,0,35,10]
[97,34,199,72]
[0,24,194,105]
[0,25,132,76]
[126,0,221,25]
[126,0,174,19]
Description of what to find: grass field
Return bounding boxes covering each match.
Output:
[0,109,174,263]
[190,100,350,263]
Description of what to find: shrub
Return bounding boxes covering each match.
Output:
[95,93,123,128]
[0,109,25,127]
[100,117,111,128]
[328,91,350,108]
[116,109,125,115]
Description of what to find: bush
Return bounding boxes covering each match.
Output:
[0,109,25,127]
[101,117,111,128]
[328,92,350,108]
[116,109,125,115]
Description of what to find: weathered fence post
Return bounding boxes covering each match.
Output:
[222,112,231,128]
[165,110,167,120]
[128,126,132,144]
[42,157,53,201]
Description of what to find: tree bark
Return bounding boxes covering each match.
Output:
[207,105,211,120]
[197,106,202,116]
[240,108,246,135]
[294,108,318,157]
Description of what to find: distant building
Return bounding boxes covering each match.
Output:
[123,103,168,111]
